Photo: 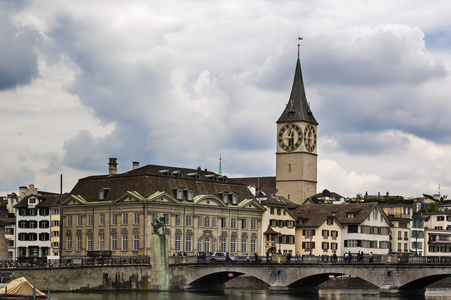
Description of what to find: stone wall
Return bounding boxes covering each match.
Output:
[0,265,157,292]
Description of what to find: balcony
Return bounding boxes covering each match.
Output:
[386,213,411,219]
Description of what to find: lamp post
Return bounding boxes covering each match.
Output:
[278,232,282,254]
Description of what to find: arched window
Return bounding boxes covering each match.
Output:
[222,193,228,204]
[187,189,194,201]
[232,193,238,205]
[177,188,183,200]
[204,238,210,253]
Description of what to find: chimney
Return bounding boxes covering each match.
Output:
[109,158,118,175]
[132,161,140,170]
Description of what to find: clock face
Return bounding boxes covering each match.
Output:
[278,123,303,152]
[304,124,317,152]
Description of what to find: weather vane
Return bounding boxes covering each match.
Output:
[298,36,303,56]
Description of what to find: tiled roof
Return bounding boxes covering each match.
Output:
[291,202,381,225]
[13,194,63,208]
[232,176,276,196]
[263,225,279,235]
[69,164,256,203]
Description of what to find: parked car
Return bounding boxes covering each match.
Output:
[210,252,238,262]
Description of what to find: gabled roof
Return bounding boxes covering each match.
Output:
[13,195,45,208]
[232,176,277,197]
[277,50,317,125]
[292,202,388,225]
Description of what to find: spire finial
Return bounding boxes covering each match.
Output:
[218,154,223,176]
[298,36,303,57]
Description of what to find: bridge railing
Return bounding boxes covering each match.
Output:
[0,256,150,269]
[168,254,451,265]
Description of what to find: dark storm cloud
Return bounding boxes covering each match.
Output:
[0,16,40,90]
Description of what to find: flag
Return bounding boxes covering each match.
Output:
[298,36,303,40]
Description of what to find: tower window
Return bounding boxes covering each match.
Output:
[288,164,291,172]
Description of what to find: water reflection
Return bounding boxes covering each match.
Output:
[49,289,451,300]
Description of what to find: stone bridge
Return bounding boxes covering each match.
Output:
[169,261,451,295]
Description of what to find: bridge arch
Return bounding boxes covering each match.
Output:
[183,265,271,290]
[172,263,451,295]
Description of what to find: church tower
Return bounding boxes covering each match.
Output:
[276,43,318,204]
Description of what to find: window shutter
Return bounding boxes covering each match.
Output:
[302,242,305,249]
[303,230,306,236]
[344,240,348,247]
[312,230,316,236]
[312,242,315,249]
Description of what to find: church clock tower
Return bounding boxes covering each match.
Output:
[276,43,318,204]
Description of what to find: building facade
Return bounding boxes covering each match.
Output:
[14,195,52,261]
[293,203,392,256]
[423,212,451,256]
[61,160,265,259]
[261,196,297,255]
[380,203,413,254]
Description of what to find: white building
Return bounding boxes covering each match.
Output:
[14,194,53,261]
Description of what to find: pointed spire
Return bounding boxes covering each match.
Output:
[218,155,222,176]
[277,38,318,125]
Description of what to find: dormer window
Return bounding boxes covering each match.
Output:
[187,173,201,179]
[29,197,36,204]
[173,171,183,178]
[232,193,238,205]
[222,193,228,204]
[98,188,109,200]
[205,174,218,181]
[177,188,183,200]
[347,213,355,219]
[187,189,193,201]
[159,169,173,176]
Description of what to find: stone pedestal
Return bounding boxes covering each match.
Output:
[149,234,168,291]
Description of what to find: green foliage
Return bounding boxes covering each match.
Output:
[421,202,440,213]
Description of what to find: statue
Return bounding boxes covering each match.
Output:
[151,214,165,234]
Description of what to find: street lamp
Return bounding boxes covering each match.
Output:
[278,232,282,254]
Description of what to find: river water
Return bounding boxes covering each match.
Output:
[47,289,451,300]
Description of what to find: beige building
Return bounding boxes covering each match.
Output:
[61,159,265,259]
[292,207,343,256]
[380,203,413,254]
[261,196,297,255]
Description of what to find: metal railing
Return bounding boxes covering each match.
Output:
[169,253,451,265]
[0,256,150,269]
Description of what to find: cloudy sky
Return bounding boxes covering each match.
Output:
[1,0,451,199]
